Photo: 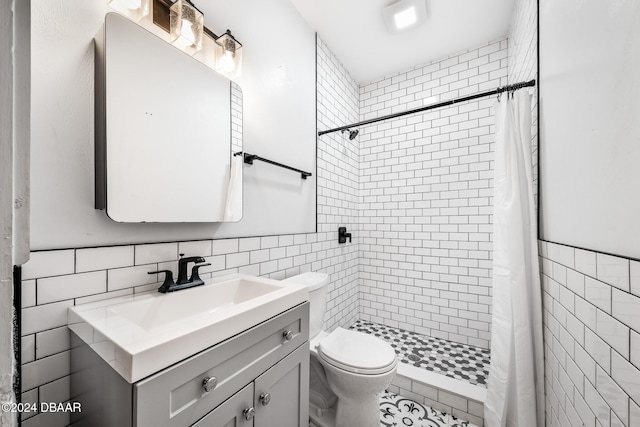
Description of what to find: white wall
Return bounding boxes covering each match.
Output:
[358,40,508,349]
[31,0,316,250]
[539,1,640,260]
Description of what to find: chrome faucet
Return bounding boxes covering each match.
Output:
[148,254,211,293]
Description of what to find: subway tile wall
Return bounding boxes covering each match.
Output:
[508,0,537,85]
[507,0,539,203]
[357,39,509,349]
[18,36,361,427]
[540,242,640,427]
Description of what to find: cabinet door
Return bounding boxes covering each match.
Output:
[254,343,309,427]
[192,383,255,427]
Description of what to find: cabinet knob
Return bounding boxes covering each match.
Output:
[283,330,293,342]
[259,393,271,406]
[202,376,217,392]
[243,407,255,421]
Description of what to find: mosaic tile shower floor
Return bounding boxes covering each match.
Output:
[380,391,480,427]
[350,320,490,387]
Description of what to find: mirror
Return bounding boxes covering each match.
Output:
[95,12,242,223]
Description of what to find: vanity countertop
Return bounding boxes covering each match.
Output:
[68,274,308,383]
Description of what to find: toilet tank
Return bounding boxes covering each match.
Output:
[283,272,329,339]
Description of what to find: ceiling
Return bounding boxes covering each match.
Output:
[290,0,515,84]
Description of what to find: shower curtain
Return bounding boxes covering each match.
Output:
[484,91,544,427]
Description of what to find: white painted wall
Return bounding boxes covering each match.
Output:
[539,1,640,260]
[31,0,316,250]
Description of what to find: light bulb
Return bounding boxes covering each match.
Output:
[220,51,236,72]
[178,18,196,46]
[214,31,242,76]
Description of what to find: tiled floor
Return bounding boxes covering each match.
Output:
[380,391,479,427]
[350,320,490,387]
[308,392,479,427]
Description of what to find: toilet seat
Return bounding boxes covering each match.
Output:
[317,328,397,375]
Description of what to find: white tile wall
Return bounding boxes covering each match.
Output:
[541,241,640,427]
[597,253,631,292]
[357,39,508,349]
[37,271,107,305]
[576,247,598,278]
[631,260,640,297]
[585,276,612,313]
[507,0,538,212]
[22,250,74,280]
[19,35,361,427]
[612,289,640,332]
[75,246,134,273]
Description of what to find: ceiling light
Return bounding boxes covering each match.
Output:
[394,6,417,30]
[382,0,427,33]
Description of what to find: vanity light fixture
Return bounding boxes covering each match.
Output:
[215,30,243,77]
[381,0,427,33]
[169,0,204,55]
[108,0,150,22]
[150,0,243,76]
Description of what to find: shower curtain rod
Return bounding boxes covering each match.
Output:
[317,79,536,136]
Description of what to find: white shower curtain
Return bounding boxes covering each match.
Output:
[484,91,544,427]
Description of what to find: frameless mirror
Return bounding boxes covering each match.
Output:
[95,12,242,222]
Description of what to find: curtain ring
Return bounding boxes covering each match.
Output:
[497,90,502,102]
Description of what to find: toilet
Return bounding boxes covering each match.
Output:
[284,272,397,427]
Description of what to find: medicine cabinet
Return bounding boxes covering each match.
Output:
[95,12,242,222]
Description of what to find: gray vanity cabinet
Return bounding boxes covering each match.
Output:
[70,303,309,427]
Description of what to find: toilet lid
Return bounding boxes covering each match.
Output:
[317,328,397,375]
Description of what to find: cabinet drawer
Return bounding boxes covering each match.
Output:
[135,302,308,427]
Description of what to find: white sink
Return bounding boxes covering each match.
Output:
[109,279,283,331]
[68,275,308,383]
